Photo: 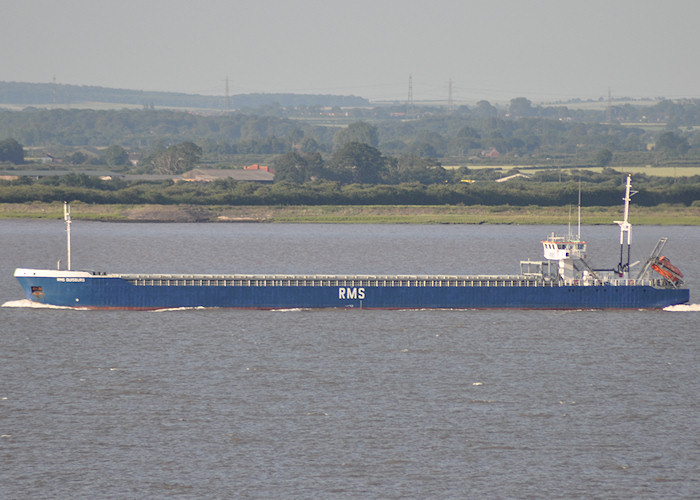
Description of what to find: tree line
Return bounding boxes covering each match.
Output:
[2,170,699,207]
[2,97,700,209]
[0,81,369,109]
[2,98,700,168]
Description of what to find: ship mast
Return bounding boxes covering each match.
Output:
[577,179,582,241]
[64,201,71,271]
[613,175,637,276]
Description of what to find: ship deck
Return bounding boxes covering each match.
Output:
[117,273,673,289]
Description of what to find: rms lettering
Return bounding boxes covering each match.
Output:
[338,287,365,300]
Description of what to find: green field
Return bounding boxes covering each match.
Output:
[2,202,698,225]
[446,165,700,177]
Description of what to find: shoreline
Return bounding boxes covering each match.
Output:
[1,202,699,225]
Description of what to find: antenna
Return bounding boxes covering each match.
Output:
[613,174,637,275]
[64,201,72,270]
[577,179,582,240]
[568,181,582,241]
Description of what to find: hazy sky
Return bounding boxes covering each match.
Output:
[3,0,699,103]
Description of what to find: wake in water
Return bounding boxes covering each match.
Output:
[2,301,217,312]
[150,306,211,312]
[5,298,698,312]
[1,299,87,310]
[663,303,700,312]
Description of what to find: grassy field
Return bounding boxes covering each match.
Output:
[2,202,699,225]
[447,165,700,177]
[526,165,700,177]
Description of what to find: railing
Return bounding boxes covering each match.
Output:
[560,278,667,287]
[121,273,671,289]
[122,273,559,288]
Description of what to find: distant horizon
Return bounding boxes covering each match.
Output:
[4,1,700,106]
[0,79,679,107]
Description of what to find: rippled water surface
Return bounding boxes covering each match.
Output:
[2,221,699,498]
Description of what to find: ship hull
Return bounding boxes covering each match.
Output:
[15,269,690,310]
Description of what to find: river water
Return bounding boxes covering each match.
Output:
[1,220,699,499]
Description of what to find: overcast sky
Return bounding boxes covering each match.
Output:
[2,0,699,103]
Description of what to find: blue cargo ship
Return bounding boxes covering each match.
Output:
[14,176,689,310]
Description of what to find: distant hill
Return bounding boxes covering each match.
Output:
[0,81,370,110]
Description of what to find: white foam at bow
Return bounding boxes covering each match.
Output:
[1,299,84,310]
[663,304,700,312]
